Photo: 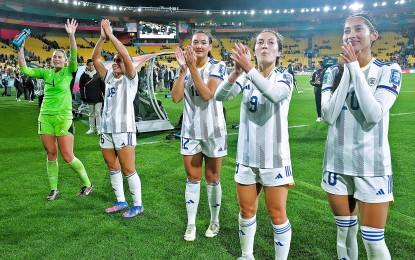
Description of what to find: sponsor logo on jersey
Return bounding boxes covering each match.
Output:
[389,69,401,85]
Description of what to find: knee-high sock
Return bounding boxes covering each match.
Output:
[68,157,91,187]
[126,171,142,206]
[206,180,222,223]
[239,213,256,259]
[47,159,59,190]
[272,219,292,260]
[335,216,359,260]
[110,170,125,202]
[185,179,200,225]
[361,226,391,260]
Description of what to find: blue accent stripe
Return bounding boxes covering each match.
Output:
[210,74,224,80]
[274,222,291,234]
[240,218,257,228]
[322,87,332,92]
[236,81,243,91]
[336,219,358,228]
[376,85,399,95]
[362,229,385,242]
[277,80,291,90]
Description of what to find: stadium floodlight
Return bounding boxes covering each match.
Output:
[291,9,294,13]
[349,3,363,10]
[227,11,231,14]
[138,7,142,11]
[73,0,77,5]
[244,10,248,14]
[316,8,320,12]
[394,1,398,4]
[311,8,315,12]
[64,0,68,3]
[342,5,347,9]
[206,10,210,14]
[399,0,405,4]
[305,8,309,12]
[374,2,378,6]
[264,10,268,14]
[324,6,330,12]
[237,11,241,14]
[97,4,101,8]
[222,11,226,15]
[250,10,255,15]
[269,10,273,14]
[284,9,287,13]
[119,6,123,11]
[301,8,305,12]
[233,11,236,14]
[276,10,280,13]
[382,1,387,6]
[333,6,337,10]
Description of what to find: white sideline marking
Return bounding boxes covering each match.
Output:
[390,112,415,116]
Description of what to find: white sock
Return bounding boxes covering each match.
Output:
[272,219,292,260]
[361,226,391,260]
[239,213,256,259]
[110,170,125,202]
[335,216,359,260]
[185,179,200,225]
[126,171,142,206]
[206,180,222,223]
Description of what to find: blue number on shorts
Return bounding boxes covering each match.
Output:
[182,137,190,150]
[107,87,116,98]
[235,163,239,174]
[249,95,258,113]
[328,172,337,186]
[350,91,360,110]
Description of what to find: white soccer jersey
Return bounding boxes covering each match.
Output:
[101,71,138,133]
[176,58,228,139]
[216,67,293,168]
[321,59,402,177]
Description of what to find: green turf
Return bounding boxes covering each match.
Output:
[0,74,414,259]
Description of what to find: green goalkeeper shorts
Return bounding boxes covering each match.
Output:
[38,114,74,136]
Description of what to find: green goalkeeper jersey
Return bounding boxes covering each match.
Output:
[20,49,77,116]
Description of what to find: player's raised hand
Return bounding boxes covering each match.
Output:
[175,47,187,71]
[340,41,359,64]
[230,42,253,73]
[185,45,197,68]
[101,19,113,38]
[65,18,78,35]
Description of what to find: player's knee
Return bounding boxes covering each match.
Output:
[268,209,287,224]
[239,205,257,219]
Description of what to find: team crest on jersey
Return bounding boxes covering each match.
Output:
[389,69,401,85]
[367,77,377,87]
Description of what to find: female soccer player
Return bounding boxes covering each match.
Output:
[215,29,294,260]
[92,19,143,218]
[320,14,402,260]
[171,30,228,241]
[18,19,93,201]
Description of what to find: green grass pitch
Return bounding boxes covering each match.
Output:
[0,74,414,259]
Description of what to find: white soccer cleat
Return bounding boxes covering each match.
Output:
[205,222,220,238]
[184,224,196,241]
[316,117,322,122]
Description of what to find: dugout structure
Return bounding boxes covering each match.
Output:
[73,52,175,133]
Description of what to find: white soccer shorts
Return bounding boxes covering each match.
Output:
[235,163,295,187]
[180,136,227,158]
[321,170,394,203]
[100,132,137,150]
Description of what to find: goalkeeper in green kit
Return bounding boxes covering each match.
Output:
[18,19,93,201]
